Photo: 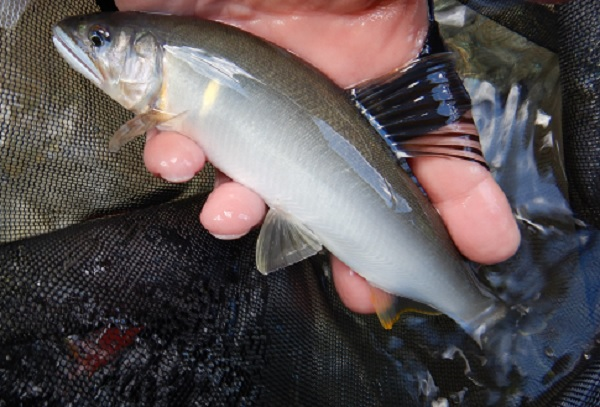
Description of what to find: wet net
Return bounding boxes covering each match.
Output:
[1,0,599,405]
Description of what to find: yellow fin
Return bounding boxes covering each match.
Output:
[109,109,180,152]
[370,286,442,330]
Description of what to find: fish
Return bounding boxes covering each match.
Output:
[52,12,505,342]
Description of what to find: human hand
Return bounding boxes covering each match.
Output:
[527,0,570,3]
[115,0,521,314]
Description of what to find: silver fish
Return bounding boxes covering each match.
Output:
[52,12,505,340]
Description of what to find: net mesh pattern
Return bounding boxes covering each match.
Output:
[0,0,30,29]
[0,0,212,244]
[551,356,600,407]
[456,0,558,52]
[559,0,600,228]
[0,194,496,406]
[0,196,269,405]
[0,0,599,406]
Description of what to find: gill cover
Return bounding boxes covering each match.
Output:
[53,13,164,113]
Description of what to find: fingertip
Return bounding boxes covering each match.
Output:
[199,182,266,238]
[144,131,205,183]
[331,255,375,314]
[438,174,521,264]
[410,157,520,265]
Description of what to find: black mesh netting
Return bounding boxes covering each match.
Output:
[558,0,600,230]
[1,0,599,406]
[456,0,559,52]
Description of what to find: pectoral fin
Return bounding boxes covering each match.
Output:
[109,109,181,152]
[370,286,441,330]
[256,209,322,275]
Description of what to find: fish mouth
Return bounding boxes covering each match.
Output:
[52,25,103,87]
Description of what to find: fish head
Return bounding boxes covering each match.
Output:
[52,13,163,113]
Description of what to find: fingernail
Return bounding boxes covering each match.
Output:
[159,167,197,183]
[212,233,245,240]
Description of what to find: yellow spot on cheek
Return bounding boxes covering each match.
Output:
[200,80,220,115]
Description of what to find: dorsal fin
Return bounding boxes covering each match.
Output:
[349,52,487,167]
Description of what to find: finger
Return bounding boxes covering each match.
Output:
[115,0,197,15]
[116,0,428,89]
[199,181,266,239]
[527,0,570,3]
[408,157,521,265]
[144,130,206,183]
[331,255,376,314]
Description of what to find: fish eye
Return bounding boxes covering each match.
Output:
[88,26,110,48]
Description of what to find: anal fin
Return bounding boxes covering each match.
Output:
[256,209,322,275]
[370,286,441,330]
[349,52,488,167]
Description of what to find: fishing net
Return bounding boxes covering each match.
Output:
[0,0,598,405]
